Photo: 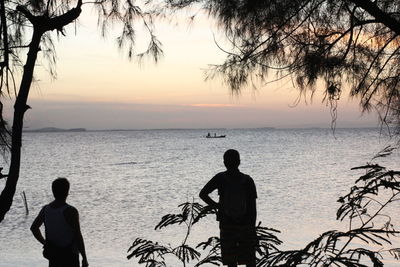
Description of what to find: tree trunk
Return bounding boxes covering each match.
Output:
[0,29,43,222]
[0,0,81,223]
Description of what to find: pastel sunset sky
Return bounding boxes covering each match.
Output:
[13,8,378,130]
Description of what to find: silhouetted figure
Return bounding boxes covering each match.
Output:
[200,149,257,267]
[31,178,89,267]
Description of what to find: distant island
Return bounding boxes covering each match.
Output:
[24,127,86,133]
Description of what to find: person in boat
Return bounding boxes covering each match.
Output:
[207,132,211,137]
[31,178,89,267]
[199,149,257,267]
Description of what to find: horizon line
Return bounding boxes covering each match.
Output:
[23,126,385,132]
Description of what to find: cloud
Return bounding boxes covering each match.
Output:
[2,98,378,130]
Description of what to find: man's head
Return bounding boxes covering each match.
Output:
[223,149,240,170]
[52,177,70,201]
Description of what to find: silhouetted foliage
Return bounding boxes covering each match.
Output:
[129,147,400,266]
[0,0,162,222]
[257,147,400,266]
[164,0,400,130]
[128,201,282,266]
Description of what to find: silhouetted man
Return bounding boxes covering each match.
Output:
[200,149,257,267]
[31,178,89,267]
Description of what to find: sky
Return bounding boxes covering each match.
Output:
[8,6,378,130]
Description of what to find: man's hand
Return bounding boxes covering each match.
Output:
[82,258,89,267]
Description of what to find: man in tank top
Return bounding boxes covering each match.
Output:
[31,178,89,267]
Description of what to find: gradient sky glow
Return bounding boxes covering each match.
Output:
[14,8,378,130]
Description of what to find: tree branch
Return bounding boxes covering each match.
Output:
[45,0,82,32]
[0,0,10,71]
[16,0,82,32]
[350,0,400,36]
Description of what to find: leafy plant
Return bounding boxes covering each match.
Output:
[128,147,400,267]
[127,201,282,266]
[258,146,400,266]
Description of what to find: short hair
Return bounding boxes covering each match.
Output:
[52,178,70,200]
[224,149,240,169]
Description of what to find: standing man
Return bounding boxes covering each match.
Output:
[31,178,89,267]
[200,149,257,267]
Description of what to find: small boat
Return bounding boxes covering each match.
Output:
[206,133,226,138]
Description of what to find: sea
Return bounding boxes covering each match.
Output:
[1,128,399,267]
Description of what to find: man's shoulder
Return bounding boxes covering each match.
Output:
[207,171,228,186]
[215,171,227,178]
[209,171,227,181]
[240,172,255,184]
[213,171,254,185]
[236,170,250,178]
[66,203,77,210]
[218,170,252,179]
[64,204,78,215]
[243,173,253,180]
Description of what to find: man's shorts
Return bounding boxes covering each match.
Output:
[220,224,257,265]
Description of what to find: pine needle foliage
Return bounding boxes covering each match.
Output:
[164,0,400,130]
[0,0,162,222]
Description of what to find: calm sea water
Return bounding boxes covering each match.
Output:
[1,128,399,266]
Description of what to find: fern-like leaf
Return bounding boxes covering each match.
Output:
[127,238,170,262]
[173,244,201,263]
[154,214,185,230]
